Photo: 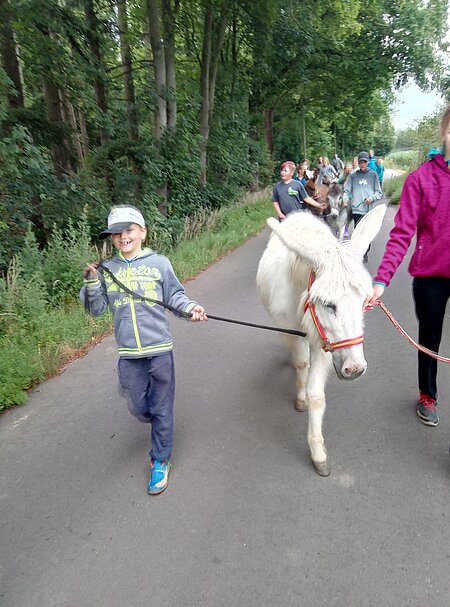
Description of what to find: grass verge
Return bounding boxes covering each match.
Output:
[383,173,407,205]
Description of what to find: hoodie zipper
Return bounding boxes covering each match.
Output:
[127,263,142,352]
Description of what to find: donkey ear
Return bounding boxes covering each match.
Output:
[267,213,337,266]
[348,205,387,258]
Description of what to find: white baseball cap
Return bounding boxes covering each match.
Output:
[98,205,146,239]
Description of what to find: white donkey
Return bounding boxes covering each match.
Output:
[256,205,386,476]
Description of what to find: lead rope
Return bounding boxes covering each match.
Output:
[371,300,450,363]
[96,264,307,338]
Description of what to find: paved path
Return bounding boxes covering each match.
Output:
[1,204,450,607]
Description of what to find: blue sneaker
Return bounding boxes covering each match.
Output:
[148,459,171,495]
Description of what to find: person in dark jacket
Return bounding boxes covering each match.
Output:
[81,205,207,494]
[366,104,450,427]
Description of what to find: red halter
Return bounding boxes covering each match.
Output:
[303,272,364,353]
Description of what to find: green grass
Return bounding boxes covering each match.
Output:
[383,173,407,205]
[0,191,273,410]
[385,150,419,172]
[171,192,273,280]
[0,309,111,408]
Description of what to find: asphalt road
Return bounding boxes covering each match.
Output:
[1,202,450,607]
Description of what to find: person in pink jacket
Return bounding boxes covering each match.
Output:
[366,104,450,427]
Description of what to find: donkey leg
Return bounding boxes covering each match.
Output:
[306,349,332,476]
[285,335,310,411]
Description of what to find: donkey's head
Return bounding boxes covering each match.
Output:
[267,206,386,380]
[326,183,344,218]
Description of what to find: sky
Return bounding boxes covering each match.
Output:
[391,9,449,132]
[392,83,445,131]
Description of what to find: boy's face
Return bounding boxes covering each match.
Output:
[280,165,295,182]
[358,159,369,171]
[111,223,147,259]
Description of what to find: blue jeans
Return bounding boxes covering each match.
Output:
[118,353,175,461]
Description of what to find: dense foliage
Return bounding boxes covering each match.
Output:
[1,0,448,272]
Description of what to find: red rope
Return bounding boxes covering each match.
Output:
[371,300,450,364]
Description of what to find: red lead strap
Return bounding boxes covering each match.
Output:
[304,272,364,352]
[371,300,450,363]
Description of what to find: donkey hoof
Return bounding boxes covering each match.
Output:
[295,399,307,412]
[312,459,330,477]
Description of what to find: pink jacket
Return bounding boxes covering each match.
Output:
[374,154,450,287]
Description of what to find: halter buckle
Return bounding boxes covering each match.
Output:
[322,340,334,352]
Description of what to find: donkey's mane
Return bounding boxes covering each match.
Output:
[310,244,371,303]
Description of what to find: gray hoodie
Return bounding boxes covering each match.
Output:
[343,168,382,215]
[80,248,197,358]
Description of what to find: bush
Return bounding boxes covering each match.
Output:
[385,150,419,171]
[383,174,407,205]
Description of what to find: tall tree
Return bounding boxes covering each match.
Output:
[84,0,110,145]
[146,0,167,141]
[161,0,178,131]
[199,3,227,184]
[117,0,139,142]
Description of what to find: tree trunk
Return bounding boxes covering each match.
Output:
[43,79,73,174]
[117,0,139,142]
[208,13,227,123]
[84,0,109,144]
[263,108,274,159]
[0,0,25,108]
[301,103,307,160]
[145,0,171,215]
[199,5,213,185]
[199,5,227,185]
[146,0,167,142]
[78,109,90,158]
[162,0,177,132]
[117,0,141,199]
[63,93,84,166]
[230,0,237,106]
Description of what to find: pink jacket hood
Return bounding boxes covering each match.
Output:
[374,154,450,287]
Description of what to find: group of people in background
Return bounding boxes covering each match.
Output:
[314,151,385,188]
[283,151,385,193]
[273,150,385,263]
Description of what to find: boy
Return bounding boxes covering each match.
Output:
[81,205,207,495]
[343,151,383,263]
[368,149,377,171]
[375,157,385,189]
[272,161,326,220]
